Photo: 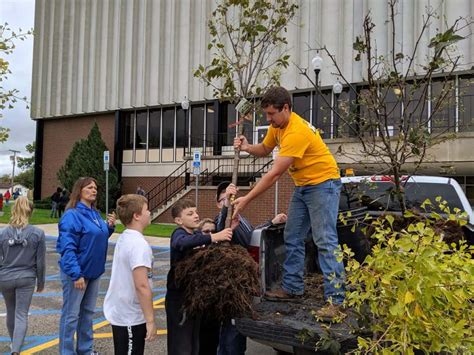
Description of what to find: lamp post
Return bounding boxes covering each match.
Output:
[311,53,323,126]
[181,97,190,156]
[332,79,343,138]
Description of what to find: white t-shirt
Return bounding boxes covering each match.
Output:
[104,229,153,326]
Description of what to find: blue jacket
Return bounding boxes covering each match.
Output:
[57,202,114,280]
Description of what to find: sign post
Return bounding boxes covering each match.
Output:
[192,150,201,207]
[104,151,110,216]
[193,149,201,207]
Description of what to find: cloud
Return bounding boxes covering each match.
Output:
[0,0,36,176]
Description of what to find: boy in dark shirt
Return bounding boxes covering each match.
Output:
[165,199,232,355]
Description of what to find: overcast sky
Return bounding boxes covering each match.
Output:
[0,0,36,177]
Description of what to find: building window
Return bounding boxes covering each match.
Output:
[205,104,215,153]
[123,111,134,149]
[176,108,186,156]
[135,110,147,150]
[191,105,205,148]
[318,90,332,139]
[162,108,175,162]
[149,109,161,149]
[459,77,474,132]
[430,79,456,133]
[293,92,311,122]
[220,102,236,146]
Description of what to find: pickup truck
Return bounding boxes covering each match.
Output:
[236,176,474,354]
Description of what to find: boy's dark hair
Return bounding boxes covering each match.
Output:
[216,181,230,201]
[171,199,196,219]
[116,194,147,225]
[261,86,292,111]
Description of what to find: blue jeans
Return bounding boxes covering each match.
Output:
[59,271,100,355]
[282,179,345,304]
[218,321,246,355]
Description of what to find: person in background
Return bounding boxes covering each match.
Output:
[51,187,62,218]
[4,190,11,205]
[0,193,3,212]
[57,177,116,355]
[57,189,70,219]
[0,197,46,355]
[136,186,146,196]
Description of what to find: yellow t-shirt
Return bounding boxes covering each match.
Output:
[262,112,340,186]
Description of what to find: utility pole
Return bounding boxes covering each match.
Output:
[9,149,20,193]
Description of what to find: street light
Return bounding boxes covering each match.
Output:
[181,96,190,156]
[311,53,323,126]
[332,79,343,138]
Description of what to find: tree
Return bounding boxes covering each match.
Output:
[194,0,298,101]
[17,142,35,169]
[195,0,298,223]
[57,123,120,211]
[15,168,33,189]
[299,0,472,212]
[0,23,32,143]
[0,174,10,183]
[15,142,35,189]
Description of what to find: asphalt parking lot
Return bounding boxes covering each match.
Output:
[0,233,275,354]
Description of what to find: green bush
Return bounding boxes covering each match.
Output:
[34,196,52,210]
[342,203,474,353]
[57,122,121,212]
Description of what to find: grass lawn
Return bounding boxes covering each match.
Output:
[0,205,174,238]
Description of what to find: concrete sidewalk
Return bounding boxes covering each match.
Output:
[0,223,171,248]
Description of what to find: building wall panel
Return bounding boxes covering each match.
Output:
[32,0,474,119]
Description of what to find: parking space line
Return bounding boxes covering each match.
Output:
[93,329,167,339]
[22,297,166,354]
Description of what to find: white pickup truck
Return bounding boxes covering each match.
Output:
[236,176,474,354]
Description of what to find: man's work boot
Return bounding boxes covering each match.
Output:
[314,304,347,323]
[264,288,302,302]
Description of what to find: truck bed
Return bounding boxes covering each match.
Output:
[235,224,361,353]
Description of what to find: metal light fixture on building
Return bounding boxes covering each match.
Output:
[332,79,343,139]
[181,97,190,155]
[181,96,190,110]
[311,53,323,75]
[311,53,323,126]
[333,79,343,96]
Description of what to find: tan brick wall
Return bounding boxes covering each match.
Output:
[41,113,115,198]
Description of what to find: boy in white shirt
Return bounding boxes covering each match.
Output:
[104,194,156,355]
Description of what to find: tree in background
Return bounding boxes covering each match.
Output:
[194,0,298,101]
[0,23,32,143]
[300,0,472,212]
[15,142,35,189]
[57,123,120,211]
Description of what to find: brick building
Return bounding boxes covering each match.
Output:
[31,0,474,224]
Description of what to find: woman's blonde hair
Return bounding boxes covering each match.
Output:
[9,196,34,228]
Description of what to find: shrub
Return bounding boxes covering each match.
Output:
[342,205,474,353]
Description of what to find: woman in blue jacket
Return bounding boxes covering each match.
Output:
[57,177,116,355]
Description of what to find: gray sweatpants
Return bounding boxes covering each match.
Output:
[0,277,36,353]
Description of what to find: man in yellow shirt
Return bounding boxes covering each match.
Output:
[233,86,345,320]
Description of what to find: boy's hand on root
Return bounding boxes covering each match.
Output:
[211,228,232,243]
